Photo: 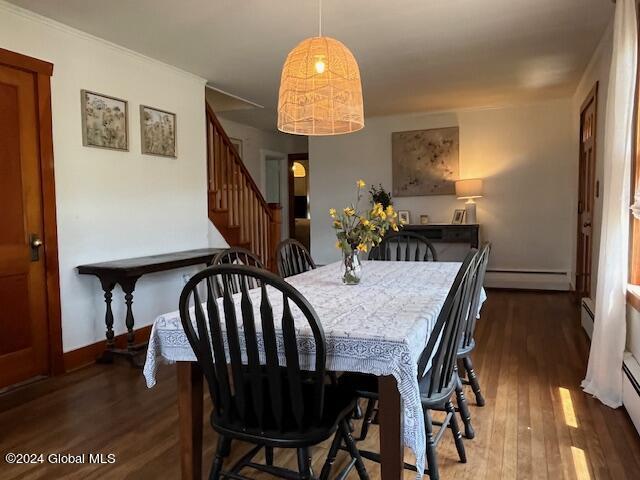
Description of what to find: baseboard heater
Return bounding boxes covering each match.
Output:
[623,352,640,435]
[484,268,571,291]
[581,297,595,339]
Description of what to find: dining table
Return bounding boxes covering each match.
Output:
[143,259,475,480]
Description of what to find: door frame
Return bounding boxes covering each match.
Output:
[575,82,598,300]
[260,149,288,240]
[0,48,64,376]
[287,153,309,241]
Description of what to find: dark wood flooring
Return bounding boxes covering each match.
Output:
[1,290,640,479]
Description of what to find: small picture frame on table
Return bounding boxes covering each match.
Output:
[420,215,430,225]
[452,209,465,224]
[398,210,410,225]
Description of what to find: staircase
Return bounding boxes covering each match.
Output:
[206,103,281,270]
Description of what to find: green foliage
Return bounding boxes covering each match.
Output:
[369,184,392,209]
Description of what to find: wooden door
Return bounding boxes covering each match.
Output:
[0,63,51,388]
[576,84,598,300]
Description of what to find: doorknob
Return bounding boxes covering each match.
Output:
[30,234,43,261]
[583,222,592,229]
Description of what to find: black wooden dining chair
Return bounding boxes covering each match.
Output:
[458,242,491,408]
[179,264,369,480]
[368,231,438,261]
[276,238,316,278]
[338,250,478,479]
[211,247,264,295]
[361,230,456,442]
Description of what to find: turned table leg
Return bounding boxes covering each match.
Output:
[99,279,117,348]
[97,278,117,363]
[119,277,139,350]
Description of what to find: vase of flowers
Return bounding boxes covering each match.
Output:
[330,180,400,285]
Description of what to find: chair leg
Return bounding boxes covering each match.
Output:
[446,401,467,463]
[339,419,369,480]
[209,436,231,480]
[297,447,313,480]
[265,446,274,466]
[353,400,363,419]
[454,369,475,439]
[463,355,485,406]
[424,409,439,480]
[357,399,377,441]
[319,429,344,480]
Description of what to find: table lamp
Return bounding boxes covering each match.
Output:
[455,178,483,224]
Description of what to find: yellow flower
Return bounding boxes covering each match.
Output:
[392,223,399,231]
[385,205,395,216]
[379,211,387,220]
[329,208,337,217]
[333,220,342,228]
[356,243,368,253]
[360,217,370,226]
[335,241,342,250]
[344,207,356,217]
[372,202,383,215]
[356,179,366,188]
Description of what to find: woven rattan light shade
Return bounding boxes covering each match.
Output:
[277,36,364,136]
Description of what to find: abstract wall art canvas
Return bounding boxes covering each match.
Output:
[392,127,459,196]
[81,90,128,151]
[140,105,177,158]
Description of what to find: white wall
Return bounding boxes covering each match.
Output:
[572,20,614,298]
[309,99,576,289]
[218,117,308,197]
[0,2,227,352]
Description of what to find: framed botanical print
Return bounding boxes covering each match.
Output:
[398,210,410,225]
[81,90,128,151]
[140,105,177,158]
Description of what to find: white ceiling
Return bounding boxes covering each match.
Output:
[11,0,613,131]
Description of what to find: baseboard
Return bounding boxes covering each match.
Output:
[623,352,640,436]
[485,269,571,291]
[63,325,152,372]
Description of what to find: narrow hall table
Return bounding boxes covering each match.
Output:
[144,261,464,479]
[77,248,224,364]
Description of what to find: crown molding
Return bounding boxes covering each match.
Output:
[0,0,207,86]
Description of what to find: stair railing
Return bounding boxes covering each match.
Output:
[206,103,281,270]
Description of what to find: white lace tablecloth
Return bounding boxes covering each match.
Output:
[143,260,484,479]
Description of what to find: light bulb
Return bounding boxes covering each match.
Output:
[315,60,325,74]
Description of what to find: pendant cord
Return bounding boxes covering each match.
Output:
[319,0,322,36]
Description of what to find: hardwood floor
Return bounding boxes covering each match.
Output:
[1,290,640,479]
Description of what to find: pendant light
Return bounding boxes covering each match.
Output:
[277,0,364,136]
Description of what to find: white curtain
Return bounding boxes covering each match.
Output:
[582,0,638,408]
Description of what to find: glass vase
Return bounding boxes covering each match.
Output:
[342,250,362,285]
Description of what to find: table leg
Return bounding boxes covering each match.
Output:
[119,277,139,349]
[178,362,203,480]
[378,375,403,479]
[98,279,116,348]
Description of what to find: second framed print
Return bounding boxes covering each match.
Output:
[140,105,177,158]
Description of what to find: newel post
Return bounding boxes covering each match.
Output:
[267,203,282,272]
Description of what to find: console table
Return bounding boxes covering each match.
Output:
[77,248,224,365]
[402,224,480,248]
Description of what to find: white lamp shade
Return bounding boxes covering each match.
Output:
[455,178,484,199]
